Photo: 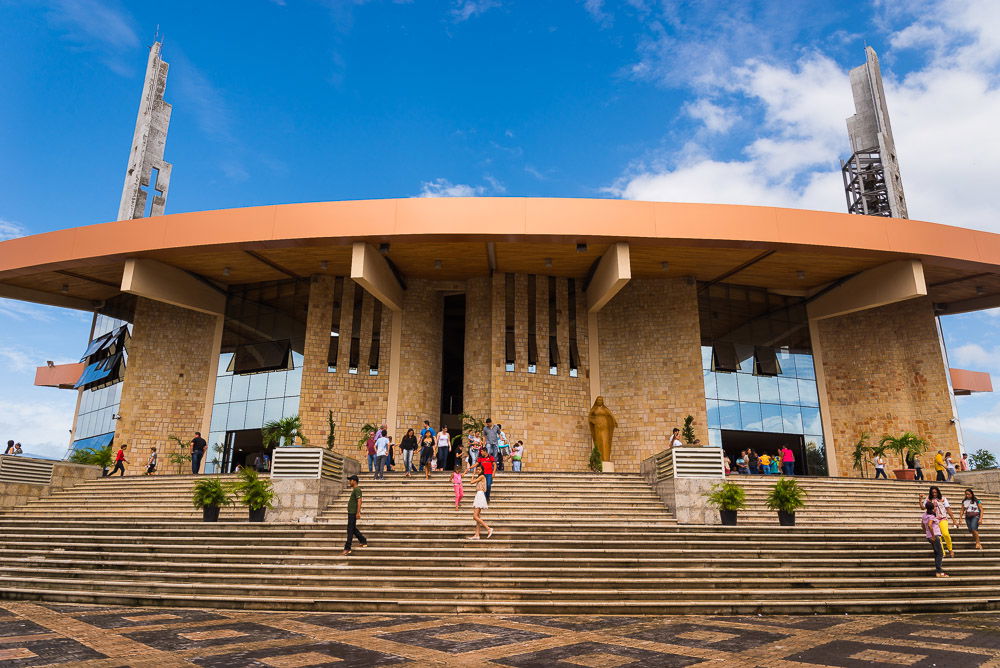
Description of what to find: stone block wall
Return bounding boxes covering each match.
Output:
[269,477,344,523]
[300,277,391,460]
[814,296,959,476]
[395,279,443,437]
[0,458,101,507]
[485,273,592,471]
[115,297,219,472]
[598,278,708,472]
[463,276,492,422]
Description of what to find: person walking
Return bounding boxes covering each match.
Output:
[961,452,971,472]
[110,444,128,476]
[400,428,418,477]
[374,433,389,480]
[482,418,500,454]
[420,420,436,448]
[511,441,524,472]
[497,425,510,471]
[466,463,493,540]
[874,452,888,479]
[190,432,207,474]
[946,452,957,481]
[920,486,956,558]
[780,445,795,476]
[145,447,158,476]
[436,426,451,471]
[913,453,924,481]
[934,450,947,481]
[960,488,984,550]
[467,434,481,468]
[419,432,435,479]
[365,433,377,473]
[922,501,948,578]
[452,466,465,510]
[343,474,367,555]
[478,447,495,501]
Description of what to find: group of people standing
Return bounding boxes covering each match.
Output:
[363,417,525,480]
[728,446,796,476]
[3,440,23,456]
[920,485,985,577]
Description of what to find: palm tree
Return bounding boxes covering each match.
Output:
[262,415,309,448]
[879,432,929,470]
[68,445,113,469]
[851,433,872,478]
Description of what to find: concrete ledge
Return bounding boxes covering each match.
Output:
[270,477,344,523]
[953,469,1000,495]
[0,458,101,508]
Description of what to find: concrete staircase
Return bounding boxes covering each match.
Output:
[729,476,1000,525]
[0,471,995,614]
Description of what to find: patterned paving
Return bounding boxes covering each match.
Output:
[1,602,999,667]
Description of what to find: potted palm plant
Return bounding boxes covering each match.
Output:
[706,480,747,525]
[192,477,233,522]
[68,444,114,476]
[231,468,275,522]
[850,433,872,478]
[879,432,929,480]
[262,415,309,449]
[765,477,807,526]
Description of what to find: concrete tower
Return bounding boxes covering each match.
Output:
[841,47,908,219]
[117,41,172,221]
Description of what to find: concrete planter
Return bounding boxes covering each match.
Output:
[720,510,738,526]
[893,469,916,480]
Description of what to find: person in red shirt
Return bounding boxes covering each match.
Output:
[110,444,128,477]
[477,451,495,500]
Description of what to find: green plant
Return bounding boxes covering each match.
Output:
[970,449,998,470]
[68,445,113,468]
[262,415,308,448]
[326,411,337,451]
[167,435,192,473]
[231,468,275,511]
[850,433,872,477]
[588,444,603,472]
[879,432,929,469]
[765,477,807,514]
[460,413,485,441]
[706,481,747,512]
[191,478,233,509]
[356,422,378,449]
[682,415,697,444]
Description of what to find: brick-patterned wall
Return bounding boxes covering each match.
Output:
[598,278,707,472]
[115,297,218,473]
[300,276,390,460]
[485,273,592,472]
[463,276,492,422]
[815,296,959,476]
[396,279,443,437]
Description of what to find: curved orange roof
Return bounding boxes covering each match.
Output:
[0,198,998,275]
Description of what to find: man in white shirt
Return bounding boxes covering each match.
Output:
[374,434,390,480]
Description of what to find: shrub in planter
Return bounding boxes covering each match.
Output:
[879,432,929,480]
[765,477,806,526]
[192,478,233,522]
[232,468,275,522]
[706,481,747,526]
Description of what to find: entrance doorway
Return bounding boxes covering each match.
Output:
[721,430,808,475]
[440,294,465,468]
[221,429,271,473]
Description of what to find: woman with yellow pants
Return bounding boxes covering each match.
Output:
[920,486,957,558]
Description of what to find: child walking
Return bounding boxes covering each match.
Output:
[922,501,949,578]
[466,463,493,540]
[144,447,157,475]
[452,466,464,510]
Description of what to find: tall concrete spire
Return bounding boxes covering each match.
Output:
[117,41,172,221]
[841,46,908,219]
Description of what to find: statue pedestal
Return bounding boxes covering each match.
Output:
[602,461,615,472]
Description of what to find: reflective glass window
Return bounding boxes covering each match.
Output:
[777,377,799,405]
[265,372,286,399]
[794,353,816,379]
[209,404,227,433]
[230,374,250,403]
[739,402,763,431]
[737,373,759,403]
[781,404,803,433]
[715,372,739,401]
[797,379,819,407]
[226,402,246,431]
[706,399,721,429]
[708,428,722,447]
[248,374,267,401]
[718,400,741,430]
[757,375,780,403]
[244,400,266,430]
[761,403,783,432]
[801,406,822,435]
[285,366,303,396]
[283,395,300,417]
[214,376,232,404]
[700,345,713,370]
[703,370,717,400]
[263,398,284,424]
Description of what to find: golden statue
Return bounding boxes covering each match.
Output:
[588,396,617,462]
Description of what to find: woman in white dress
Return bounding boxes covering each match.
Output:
[467,463,493,540]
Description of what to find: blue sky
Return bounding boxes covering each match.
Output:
[0,0,998,460]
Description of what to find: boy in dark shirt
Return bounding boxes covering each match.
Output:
[343,474,367,555]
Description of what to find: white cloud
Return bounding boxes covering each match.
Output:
[451,0,501,22]
[0,218,28,241]
[43,0,140,74]
[418,177,506,197]
[609,1,1000,232]
[683,99,735,134]
[0,299,64,323]
[951,343,1000,373]
[0,396,76,460]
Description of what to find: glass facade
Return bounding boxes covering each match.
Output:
[699,282,828,475]
[70,313,128,452]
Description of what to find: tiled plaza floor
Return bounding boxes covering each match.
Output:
[2,602,1000,667]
